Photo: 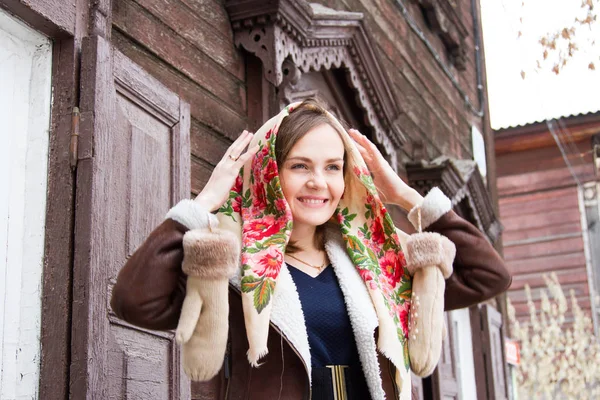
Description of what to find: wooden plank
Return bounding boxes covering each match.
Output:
[503,236,584,261]
[112,30,247,139]
[501,208,582,232]
[502,222,582,244]
[134,0,244,80]
[113,49,180,121]
[181,0,233,38]
[508,282,589,303]
[497,164,596,196]
[191,156,213,195]
[509,267,589,290]
[39,37,79,400]
[1,0,76,36]
[499,187,579,218]
[506,252,586,275]
[190,120,232,166]
[112,0,245,111]
[496,141,594,177]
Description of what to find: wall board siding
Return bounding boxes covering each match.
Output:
[503,236,584,261]
[498,164,596,197]
[502,208,582,232]
[112,30,246,138]
[136,0,244,80]
[181,0,233,38]
[497,142,594,176]
[325,0,480,160]
[499,186,579,217]
[112,0,245,110]
[497,120,597,324]
[506,252,586,276]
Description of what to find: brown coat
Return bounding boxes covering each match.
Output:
[111,210,511,399]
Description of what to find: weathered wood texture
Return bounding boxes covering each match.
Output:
[0,0,76,36]
[317,0,482,163]
[111,0,489,196]
[71,35,191,399]
[111,0,248,196]
[496,131,596,323]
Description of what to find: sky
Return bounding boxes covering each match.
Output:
[480,0,600,129]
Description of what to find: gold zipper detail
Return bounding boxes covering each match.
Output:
[230,285,312,400]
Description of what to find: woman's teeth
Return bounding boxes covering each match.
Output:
[300,198,326,204]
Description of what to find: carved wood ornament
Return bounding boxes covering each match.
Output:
[407,158,502,243]
[418,0,468,70]
[225,0,405,171]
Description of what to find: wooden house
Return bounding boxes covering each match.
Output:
[0,0,512,398]
[495,113,600,330]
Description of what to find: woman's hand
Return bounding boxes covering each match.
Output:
[349,129,422,211]
[194,130,259,212]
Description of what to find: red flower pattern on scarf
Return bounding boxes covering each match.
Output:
[380,250,404,288]
[252,247,283,279]
[245,216,284,241]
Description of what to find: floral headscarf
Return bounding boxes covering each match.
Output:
[216,102,412,380]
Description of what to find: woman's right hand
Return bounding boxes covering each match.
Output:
[194,130,259,212]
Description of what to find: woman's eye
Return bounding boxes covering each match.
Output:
[291,163,308,170]
[326,164,342,171]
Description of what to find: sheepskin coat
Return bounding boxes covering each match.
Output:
[111,190,511,400]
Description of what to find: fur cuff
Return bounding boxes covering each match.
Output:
[182,229,240,279]
[407,187,452,230]
[405,232,455,279]
[166,199,219,230]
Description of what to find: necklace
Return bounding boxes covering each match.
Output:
[286,253,326,272]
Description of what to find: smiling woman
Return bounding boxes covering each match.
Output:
[110,98,511,400]
[276,102,347,260]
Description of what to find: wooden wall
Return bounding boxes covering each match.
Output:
[111,0,247,198]
[321,0,483,162]
[111,0,487,201]
[496,128,597,323]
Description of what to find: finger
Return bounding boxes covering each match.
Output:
[349,129,375,153]
[228,130,252,158]
[235,144,260,166]
[355,143,373,163]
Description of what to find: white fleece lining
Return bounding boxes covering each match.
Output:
[407,187,452,230]
[165,199,219,230]
[230,227,410,398]
[324,226,385,400]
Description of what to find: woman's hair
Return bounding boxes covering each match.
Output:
[275,98,347,254]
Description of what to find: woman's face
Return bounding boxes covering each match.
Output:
[279,123,345,228]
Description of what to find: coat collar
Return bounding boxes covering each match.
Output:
[231,224,386,399]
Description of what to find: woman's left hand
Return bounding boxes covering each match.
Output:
[349,129,422,210]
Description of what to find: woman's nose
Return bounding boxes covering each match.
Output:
[307,171,327,189]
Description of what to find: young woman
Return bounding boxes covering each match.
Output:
[111,99,511,400]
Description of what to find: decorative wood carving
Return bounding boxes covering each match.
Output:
[406,157,502,243]
[418,0,468,70]
[225,0,406,171]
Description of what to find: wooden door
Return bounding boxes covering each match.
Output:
[481,305,508,400]
[70,35,191,399]
[470,304,508,400]
[426,313,460,400]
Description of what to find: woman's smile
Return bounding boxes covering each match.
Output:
[297,196,329,207]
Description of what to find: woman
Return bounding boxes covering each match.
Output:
[111,99,511,400]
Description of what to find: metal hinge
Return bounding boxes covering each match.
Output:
[70,107,80,170]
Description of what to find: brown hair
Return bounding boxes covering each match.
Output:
[275,98,347,254]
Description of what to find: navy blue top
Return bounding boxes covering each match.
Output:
[287,264,371,399]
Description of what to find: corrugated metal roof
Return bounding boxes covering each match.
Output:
[494,109,600,132]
